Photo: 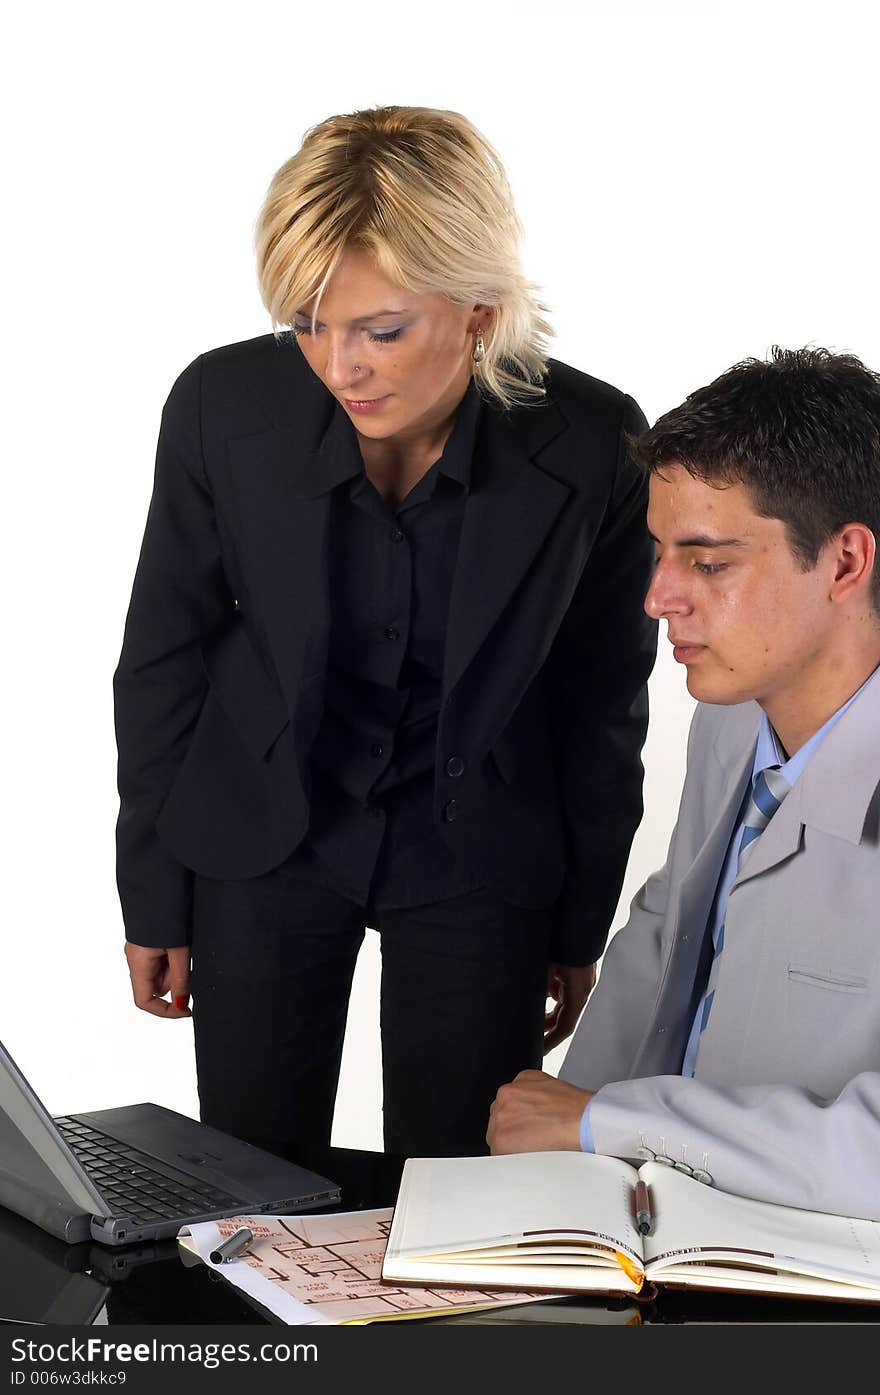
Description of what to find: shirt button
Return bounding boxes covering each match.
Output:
[365,805,383,820]
[384,626,400,641]
[656,1026,666,1035]
[390,528,404,543]
[445,755,465,778]
[441,799,459,823]
[370,743,384,759]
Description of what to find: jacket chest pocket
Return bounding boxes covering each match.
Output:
[787,964,869,994]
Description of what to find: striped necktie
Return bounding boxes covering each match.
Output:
[698,765,790,1037]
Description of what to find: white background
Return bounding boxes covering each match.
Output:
[3,0,879,1149]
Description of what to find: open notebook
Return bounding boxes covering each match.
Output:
[383,1152,880,1303]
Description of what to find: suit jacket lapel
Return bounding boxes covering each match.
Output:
[677,736,755,930]
[730,786,804,887]
[442,396,571,698]
[635,732,756,1067]
[734,668,880,886]
[223,422,336,707]
[796,668,880,842]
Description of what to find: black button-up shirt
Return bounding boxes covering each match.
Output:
[290,383,489,907]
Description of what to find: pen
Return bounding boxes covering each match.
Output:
[209,1225,254,1265]
[634,1179,654,1236]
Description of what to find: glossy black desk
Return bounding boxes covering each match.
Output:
[2,1148,877,1327]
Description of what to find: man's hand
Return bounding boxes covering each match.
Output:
[544,961,597,1053]
[124,942,191,1018]
[487,1069,593,1154]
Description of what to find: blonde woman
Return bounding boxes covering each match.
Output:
[115,106,657,1167]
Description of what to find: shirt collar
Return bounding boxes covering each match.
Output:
[306,381,482,498]
[752,665,880,787]
[432,380,481,491]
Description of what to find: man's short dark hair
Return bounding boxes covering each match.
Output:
[633,346,880,611]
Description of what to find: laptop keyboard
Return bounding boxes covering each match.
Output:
[54,1117,243,1225]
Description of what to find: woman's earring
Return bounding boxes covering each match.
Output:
[472,332,486,365]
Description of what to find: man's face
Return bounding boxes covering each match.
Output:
[645,464,836,714]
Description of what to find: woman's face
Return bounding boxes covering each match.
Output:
[292,247,488,442]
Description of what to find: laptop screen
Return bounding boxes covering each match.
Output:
[0,1037,107,1221]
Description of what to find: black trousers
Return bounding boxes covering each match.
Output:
[190,862,551,1164]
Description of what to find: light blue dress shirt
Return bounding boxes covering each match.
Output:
[579,677,872,1154]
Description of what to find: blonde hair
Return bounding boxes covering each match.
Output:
[255,106,552,409]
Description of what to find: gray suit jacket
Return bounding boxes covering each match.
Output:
[560,673,880,1220]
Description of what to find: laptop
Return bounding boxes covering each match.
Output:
[0,1037,340,1246]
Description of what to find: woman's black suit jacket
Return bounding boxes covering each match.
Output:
[114,335,657,965]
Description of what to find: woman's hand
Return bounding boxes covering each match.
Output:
[543,961,597,1053]
[124,942,191,1018]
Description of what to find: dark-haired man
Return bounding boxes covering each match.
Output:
[488,348,880,1221]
